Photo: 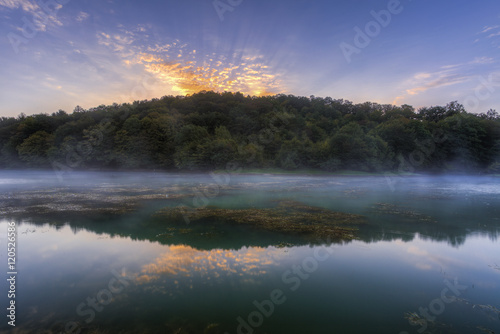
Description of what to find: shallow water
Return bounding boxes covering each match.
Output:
[1,171,499,333]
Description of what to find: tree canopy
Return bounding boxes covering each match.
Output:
[1,92,499,173]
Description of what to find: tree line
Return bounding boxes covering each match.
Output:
[1,91,499,173]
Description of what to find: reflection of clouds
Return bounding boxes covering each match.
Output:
[136,245,283,285]
[415,263,432,271]
[407,245,429,257]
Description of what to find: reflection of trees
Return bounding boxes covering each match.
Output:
[5,201,499,249]
[358,217,499,247]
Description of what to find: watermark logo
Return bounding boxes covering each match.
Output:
[340,0,408,64]
[213,0,243,21]
[225,242,336,334]
[7,0,71,54]
[400,277,467,334]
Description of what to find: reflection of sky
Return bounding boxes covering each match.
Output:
[9,219,499,289]
[336,235,500,292]
[1,219,500,333]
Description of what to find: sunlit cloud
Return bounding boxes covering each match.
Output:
[392,68,469,105]
[142,58,281,96]
[134,49,282,96]
[94,26,284,97]
[405,71,468,96]
[391,57,496,105]
[97,31,135,54]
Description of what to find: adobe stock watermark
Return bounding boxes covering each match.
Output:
[51,116,115,181]
[340,0,410,64]
[213,0,243,21]
[464,73,500,113]
[224,243,336,334]
[60,268,133,334]
[399,277,467,334]
[176,110,290,225]
[7,0,71,54]
[384,126,448,192]
[118,73,159,105]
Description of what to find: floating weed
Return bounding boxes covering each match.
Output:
[154,200,366,241]
[404,312,428,327]
[371,203,437,223]
[477,326,496,334]
[203,323,221,334]
[473,304,500,320]
[276,241,295,248]
[342,187,369,199]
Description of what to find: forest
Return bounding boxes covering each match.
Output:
[1,91,499,173]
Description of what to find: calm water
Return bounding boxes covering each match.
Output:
[1,171,500,333]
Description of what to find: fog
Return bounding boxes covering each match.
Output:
[1,170,499,248]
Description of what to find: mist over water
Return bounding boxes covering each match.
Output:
[1,171,499,333]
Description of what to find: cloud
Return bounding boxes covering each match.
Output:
[96,30,283,96]
[405,70,468,96]
[76,11,89,23]
[140,56,282,96]
[488,31,500,38]
[392,58,496,105]
[471,56,495,65]
[0,0,37,11]
[0,0,63,30]
[481,25,500,34]
[478,25,500,47]
[96,31,135,54]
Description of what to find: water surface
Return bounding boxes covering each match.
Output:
[1,171,499,333]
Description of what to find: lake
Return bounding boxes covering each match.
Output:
[1,171,499,334]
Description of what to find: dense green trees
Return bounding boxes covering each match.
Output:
[0,91,499,173]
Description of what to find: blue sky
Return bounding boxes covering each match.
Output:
[0,0,499,117]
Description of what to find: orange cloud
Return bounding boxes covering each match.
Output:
[134,50,283,96]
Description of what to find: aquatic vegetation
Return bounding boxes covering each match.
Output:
[477,326,496,334]
[154,200,366,241]
[0,186,192,219]
[276,241,295,248]
[371,203,436,223]
[404,312,428,327]
[342,187,369,199]
[473,304,500,321]
[203,323,221,334]
[403,312,465,334]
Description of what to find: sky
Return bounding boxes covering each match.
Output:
[0,0,499,117]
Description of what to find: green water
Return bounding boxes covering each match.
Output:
[1,172,499,333]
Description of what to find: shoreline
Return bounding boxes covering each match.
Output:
[0,167,497,177]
